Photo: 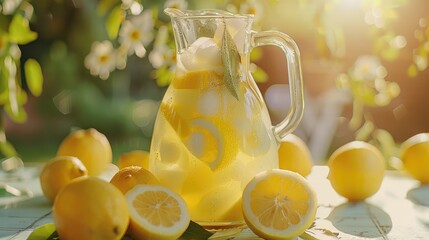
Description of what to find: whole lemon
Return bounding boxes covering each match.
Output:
[39,156,88,203]
[110,166,159,194]
[117,150,150,169]
[400,133,429,184]
[278,134,313,177]
[328,141,385,201]
[53,177,129,240]
[57,128,112,176]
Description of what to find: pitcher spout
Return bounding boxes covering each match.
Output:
[164,8,186,18]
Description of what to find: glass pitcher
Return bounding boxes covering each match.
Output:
[149,8,304,229]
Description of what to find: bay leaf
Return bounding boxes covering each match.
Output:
[221,22,240,100]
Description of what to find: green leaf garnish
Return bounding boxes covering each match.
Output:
[178,221,214,240]
[221,23,240,100]
[27,223,59,240]
[29,221,213,240]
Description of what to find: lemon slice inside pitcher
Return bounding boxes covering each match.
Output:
[185,118,238,171]
[160,101,191,138]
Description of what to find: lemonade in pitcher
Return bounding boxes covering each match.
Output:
[149,8,304,228]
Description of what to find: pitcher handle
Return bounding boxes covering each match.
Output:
[251,30,304,141]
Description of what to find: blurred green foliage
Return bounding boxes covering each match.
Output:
[0,0,428,165]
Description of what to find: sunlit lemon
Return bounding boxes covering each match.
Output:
[125,185,190,240]
[242,169,318,240]
[185,117,238,171]
[39,156,88,203]
[57,128,112,176]
[110,166,159,194]
[53,177,129,240]
[278,134,313,177]
[400,133,429,184]
[328,141,386,201]
[117,150,150,169]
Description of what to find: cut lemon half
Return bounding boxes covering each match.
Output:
[242,169,317,240]
[125,185,190,240]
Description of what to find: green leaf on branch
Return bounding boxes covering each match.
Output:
[106,6,125,39]
[155,67,173,87]
[8,14,37,44]
[5,104,27,123]
[0,140,17,157]
[25,59,43,97]
[355,121,375,142]
[408,64,418,78]
[97,0,118,15]
[252,65,268,83]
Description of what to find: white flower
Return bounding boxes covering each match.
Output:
[118,10,154,58]
[121,0,135,9]
[351,55,386,81]
[84,41,116,80]
[164,0,188,10]
[239,0,263,22]
[121,0,143,15]
[149,26,174,69]
[149,45,174,69]
[2,0,23,15]
[116,44,128,70]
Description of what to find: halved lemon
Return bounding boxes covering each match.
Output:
[125,185,190,240]
[242,169,317,240]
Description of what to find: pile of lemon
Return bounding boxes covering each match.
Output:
[39,128,429,239]
[326,133,429,202]
[39,129,319,239]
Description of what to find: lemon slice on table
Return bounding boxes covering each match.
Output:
[125,185,190,240]
[185,118,238,171]
[242,169,318,240]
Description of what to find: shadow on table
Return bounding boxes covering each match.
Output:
[407,185,429,228]
[407,185,429,206]
[327,201,392,238]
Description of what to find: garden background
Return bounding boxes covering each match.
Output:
[1,0,429,166]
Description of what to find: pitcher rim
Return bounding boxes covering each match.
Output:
[164,8,254,20]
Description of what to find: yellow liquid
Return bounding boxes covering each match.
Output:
[149,70,278,228]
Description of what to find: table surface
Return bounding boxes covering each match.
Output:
[1,165,429,240]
